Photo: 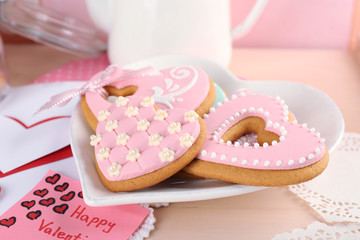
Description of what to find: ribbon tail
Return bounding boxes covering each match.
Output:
[34,88,81,115]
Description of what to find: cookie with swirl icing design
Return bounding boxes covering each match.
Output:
[183,90,329,186]
[86,92,206,191]
[82,65,215,132]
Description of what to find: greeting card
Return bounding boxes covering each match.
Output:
[0,170,153,239]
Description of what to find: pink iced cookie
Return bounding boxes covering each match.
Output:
[104,65,216,116]
[183,90,329,186]
[86,92,206,192]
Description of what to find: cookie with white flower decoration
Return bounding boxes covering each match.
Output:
[183,90,329,186]
[81,65,215,132]
[87,92,206,191]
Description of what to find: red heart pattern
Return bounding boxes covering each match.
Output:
[54,182,69,192]
[33,189,48,198]
[21,200,35,210]
[39,198,56,207]
[53,204,69,214]
[60,191,75,201]
[0,217,16,228]
[26,210,42,220]
[45,173,61,185]
[78,191,83,199]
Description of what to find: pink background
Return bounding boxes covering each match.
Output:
[43,0,354,49]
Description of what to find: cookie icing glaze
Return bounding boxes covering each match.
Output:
[197,90,327,170]
[106,66,210,110]
[87,93,201,181]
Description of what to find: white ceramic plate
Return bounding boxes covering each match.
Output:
[70,55,344,206]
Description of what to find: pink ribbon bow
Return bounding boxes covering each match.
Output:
[35,64,161,114]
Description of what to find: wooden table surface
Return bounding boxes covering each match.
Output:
[5,44,360,239]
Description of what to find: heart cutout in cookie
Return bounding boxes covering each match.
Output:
[87,93,206,191]
[184,90,329,186]
[0,217,16,228]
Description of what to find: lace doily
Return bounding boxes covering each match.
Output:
[130,204,156,240]
[289,132,360,223]
[272,221,360,240]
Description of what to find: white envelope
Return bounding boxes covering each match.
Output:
[0,82,84,173]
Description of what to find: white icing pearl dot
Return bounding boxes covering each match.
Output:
[320,138,326,143]
[149,133,164,146]
[180,133,195,147]
[231,94,237,99]
[116,96,129,107]
[315,147,321,154]
[98,109,110,121]
[224,120,229,125]
[105,120,118,132]
[226,141,232,146]
[201,150,207,156]
[244,142,249,147]
[90,134,102,146]
[140,96,155,107]
[276,160,282,166]
[302,123,308,128]
[310,128,315,132]
[219,139,224,144]
[184,110,199,122]
[159,148,175,162]
[263,142,269,148]
[264,161,270,167]
[254,143,260,148]
[241,109,247,114]
[220,154,226,160]
[271,141,277,146]
[273,123,280,128]
[235,112,240,117]
[168,122,181,134]
[279,136,285,142]
[116,133,130,145]
[242,160,247,165]
[203,114,209,119]
[308,154,314,160]
[126,149,141,162]
[210,107,215,112]
[125,106,139,117]
[249,107,255,112]
[231,157,237,163]
[154,109,168,120]
[239,91,246,96]
[288,160,294,166]
[229,116,235,121]
[253,159,259,166]
[137,119,150,131]
[264,111,270,117]
[211,152,217,158]
[257,108,264,113]
[217,102,222,107]
[97,147,110,161]
[234,142,240,147]
[107,162,122,177]
[299,157,306,163]
[267,121,272,127]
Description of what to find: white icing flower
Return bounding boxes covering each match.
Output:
[116,133,130,146]
[105,120,118,132]
[154,109,168,121]
[97,147,110,161]
[126,148,141,162]
[184,110,198,122]
[149,133,164,146]
[125,106,139,117]
[168,122,181,134]
[115,96,129,107]
[90,134,102,146]
[137,119,150,131]
[98,109,110,121]
[108,162,122,177]
[140,96,155,107]
[159,148,175,162]
[179,133,195,147]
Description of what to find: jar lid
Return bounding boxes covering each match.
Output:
[0,0,106,56]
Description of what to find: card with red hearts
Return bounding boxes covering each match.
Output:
[0,170,151,239]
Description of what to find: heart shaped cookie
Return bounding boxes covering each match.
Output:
[82,66,215,131]
[86,92,206,191]
[183,90,329,186]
